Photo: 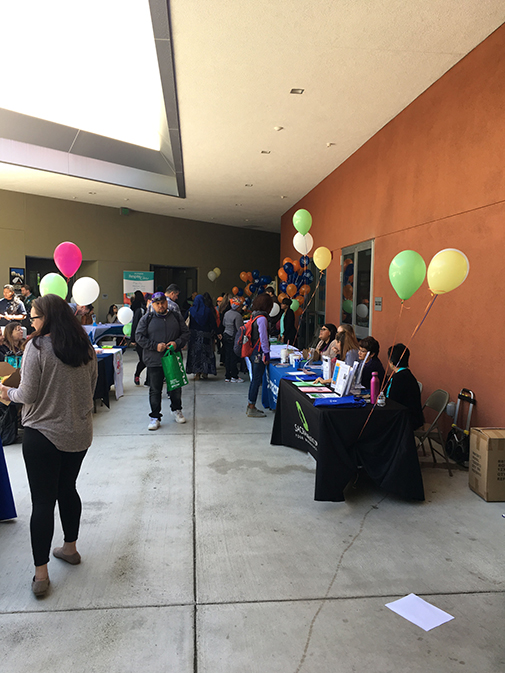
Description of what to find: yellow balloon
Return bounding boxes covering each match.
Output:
[213,267,221,277]
[313,246,332,271]
[427,249,469,294]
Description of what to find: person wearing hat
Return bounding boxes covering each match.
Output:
[0,284,27,327]
[135,292,190,430]
[221,296,244,382]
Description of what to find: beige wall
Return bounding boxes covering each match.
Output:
[0,190,280,320]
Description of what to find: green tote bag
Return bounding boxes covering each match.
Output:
[161,346,189,391]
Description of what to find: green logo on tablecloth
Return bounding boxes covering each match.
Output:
[296,401,309,432]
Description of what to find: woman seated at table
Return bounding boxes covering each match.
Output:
[314,323,337,358]
[314,330,360,384]
[358,336,385,389]
[106,304,119,323]
[386,343,424,430]
[0,328,10,361]
[336,323,360,350]
[3,322,26,356]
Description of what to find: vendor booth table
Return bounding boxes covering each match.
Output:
[83,324,125,345]
[271,379,424,503]
[0,437,16,520]
[94,349,124,408]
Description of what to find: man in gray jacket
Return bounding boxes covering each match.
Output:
[135,292,190,430]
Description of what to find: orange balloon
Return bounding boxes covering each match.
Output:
[286,283,297,298]
[295,308,303,317]
[247,272,253,282]
[278,267,288,282]
[245,286,252,296]
[292,260,300,273]
[343,284,353,300]
[299,284,311,296]
[282,257,293,266]
[232,286,239,295]
[278,292,288,302]
[348,274,354,284]
[240,271,248,283]
[295,294,304,304]
[343,258,352,269]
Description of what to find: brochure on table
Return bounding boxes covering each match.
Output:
[331,360,360,397]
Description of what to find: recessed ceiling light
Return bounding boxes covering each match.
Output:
[88,191,96,195]
[273,126,284,132]
[326,142,335,148]
[290,88,304,94]
[245,184,253,187]
[280,195,287,199]
[261,150,271,154]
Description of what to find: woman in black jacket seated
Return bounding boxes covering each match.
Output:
[386,343,424,430]
[358,336,385,389]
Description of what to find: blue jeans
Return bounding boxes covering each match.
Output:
[248,358,265,406]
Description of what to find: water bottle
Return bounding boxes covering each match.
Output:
[370,371,380,405]
[92,314,97,326]
[377,391,386,407]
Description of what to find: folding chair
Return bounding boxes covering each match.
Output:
[414,389,452,476]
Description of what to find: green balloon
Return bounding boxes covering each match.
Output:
[123,323,132,337]
[291,299,300,312]
[342,299,353,314]
[39,272,68,300]
[389,250,426,301]
[292,209,312,236]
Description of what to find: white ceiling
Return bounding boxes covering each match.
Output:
[0,1,504,233]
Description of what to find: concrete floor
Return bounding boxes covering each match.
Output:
[1,349,504,673]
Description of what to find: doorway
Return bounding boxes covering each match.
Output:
[340,240,374,339]
[150,265,198,310]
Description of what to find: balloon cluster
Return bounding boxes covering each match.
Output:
[207,267,221,282]
[389,248,469,301]
[39,242,101,308]
[291,209,332,271]
[232,270,274,309]
[277,257,314,314]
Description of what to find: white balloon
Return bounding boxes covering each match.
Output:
[208,270,217,282]
[118,306,134,324]
[269,303,281,317]
[356,303,369,318]
[72,277,100,305]
[293,232,314,255]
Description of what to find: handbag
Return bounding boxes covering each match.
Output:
[161,346,189,391]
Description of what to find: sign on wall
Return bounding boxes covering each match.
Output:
[9,267,25,293]
[123,271,154,304]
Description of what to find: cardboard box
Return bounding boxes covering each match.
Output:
[0,362,21,406]
[469,428,505,502]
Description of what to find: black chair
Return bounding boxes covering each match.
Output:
[414,389,452,476]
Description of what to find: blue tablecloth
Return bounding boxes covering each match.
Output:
[261,361,323,410]
[0,437,17,520]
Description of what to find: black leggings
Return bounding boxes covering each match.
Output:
[22,427,87,567]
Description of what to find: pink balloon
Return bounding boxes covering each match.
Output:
[54,242,82,278]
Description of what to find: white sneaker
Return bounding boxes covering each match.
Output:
[231,377,244,383]
[224,378,231,383]
[148,418,161,431]
[173,410,186,424]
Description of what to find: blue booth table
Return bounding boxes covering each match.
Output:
[83,324,125,345]
[261,361,323,410]
[0,437,17,520]
[271,378,425,502]
[94,352,115,408]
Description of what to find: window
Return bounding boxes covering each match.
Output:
[341,240,374,339]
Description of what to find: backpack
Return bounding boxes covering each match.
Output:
[234,316,261,358]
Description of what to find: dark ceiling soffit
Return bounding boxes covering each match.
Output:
[0,0,185,198]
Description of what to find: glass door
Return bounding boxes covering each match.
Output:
[340,240,374,339]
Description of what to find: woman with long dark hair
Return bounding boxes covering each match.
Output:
[246,293,273,417]
[130,292,147,385]
[0,294,97,596]
[3,322,26,355]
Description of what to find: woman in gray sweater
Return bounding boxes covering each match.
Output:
[0,294,97,597]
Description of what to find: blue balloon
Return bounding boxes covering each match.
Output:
[280,281,287,292]
[263,275,272,284]
[252,269,260,279]
[249,283,256,293]
[300,255,310,268]
[254,277,260,285]
[257,287,265,294]
[344,263,354,279]
[305,270,314,283]
[259,275,269,285]
[237,287,244,297]
[283,262,294,275]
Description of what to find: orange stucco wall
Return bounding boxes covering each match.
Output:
[281,24,505,427]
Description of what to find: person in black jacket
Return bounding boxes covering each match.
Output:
[280,298,296,346]
[386,343,424,430]
[358,336,385,389]
[135,292,190,430]
[130,291,147,385]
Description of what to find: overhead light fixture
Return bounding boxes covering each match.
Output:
[290,88,304,94]
[273,126,284,132]
[326,142,336,148]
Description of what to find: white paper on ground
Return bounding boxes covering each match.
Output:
[385,594,454,631]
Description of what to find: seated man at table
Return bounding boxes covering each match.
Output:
[0,285,26,327]
[358,336,385,389]
[386,343,424,430]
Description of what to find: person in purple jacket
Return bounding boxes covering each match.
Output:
[246,293,273,418]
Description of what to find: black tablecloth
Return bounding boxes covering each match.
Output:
[94,354,114,408]
[271,379,425,502]
[0,437,17,520]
